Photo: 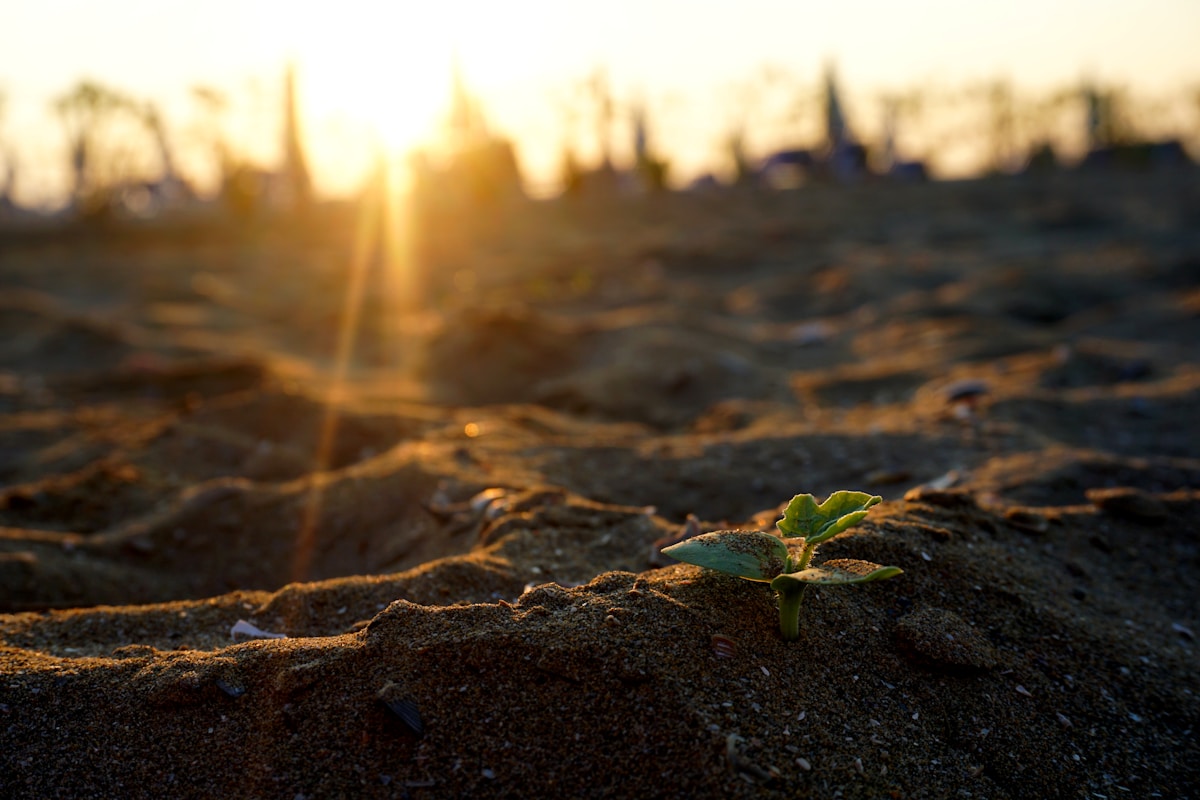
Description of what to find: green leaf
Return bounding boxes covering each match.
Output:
[662,530,790,582]
[776,491,882,544]
[770,559,902,591]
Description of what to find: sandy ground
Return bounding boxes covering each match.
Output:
[1,171,1198,798]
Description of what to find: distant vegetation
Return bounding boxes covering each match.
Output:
[0,66,1197,216]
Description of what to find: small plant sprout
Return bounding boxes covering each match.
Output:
[662,491,901,641]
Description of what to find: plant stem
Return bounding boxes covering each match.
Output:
[795,541,817,571]
[777,584,806,641]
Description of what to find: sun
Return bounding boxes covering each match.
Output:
[254,5,463,197]
[293,16,454,151]
[256,2,557,194]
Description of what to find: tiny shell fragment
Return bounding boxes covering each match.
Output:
[378,682,424,738]
[470,487,510,518]
[230,619,286,640]
[710,634,737,659]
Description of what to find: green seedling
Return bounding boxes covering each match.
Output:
[662,491,901,641]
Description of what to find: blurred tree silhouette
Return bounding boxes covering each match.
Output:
[53,81,147,217]
[716,66,820,184]
[723,129,753,185]
[717,78,758,184]
[548,70,678,194]
[0,88,14,211]
[558,146,585,196]
[280,64,312,212]
[981,79,1017,174]
[438,65,523,205]
[547,68,621,194]
[1083,84,1141,149]
[191,85,231,188]
[631,100,669,191]
[584,67,616,170]
[1193,86,1200,155]
[547,81,584,195]
[875,88,926,169]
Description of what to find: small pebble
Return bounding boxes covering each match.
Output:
[866,469,911,486]
[925,471,961,491]
[903,485,973,507]
[790,321,832,345]
[942,379,988,403]
[1004,508,1049,534]
[1085,487,1168,522]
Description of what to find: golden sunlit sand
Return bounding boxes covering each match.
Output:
[1,171,1198,797]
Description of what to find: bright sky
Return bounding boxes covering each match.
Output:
[2,0,1199,204]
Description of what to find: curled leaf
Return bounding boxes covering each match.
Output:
[777,491,882,544]
[662,530,790,582]
[770,559,902,591]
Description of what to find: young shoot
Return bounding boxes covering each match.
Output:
[662,491,901,641]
